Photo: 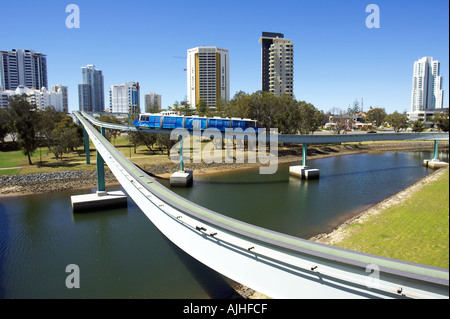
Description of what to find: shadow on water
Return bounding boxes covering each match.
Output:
[161,234,238,299]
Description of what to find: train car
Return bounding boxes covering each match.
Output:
[230,118,258,130]
[132,114,163,128]
[132,113,258,132]
[208,117,232,131]
[162,115,184,129]
[185,116,208,130]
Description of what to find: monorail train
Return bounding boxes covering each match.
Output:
[132,113,257,131]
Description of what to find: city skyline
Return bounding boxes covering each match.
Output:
[1,0,448,114]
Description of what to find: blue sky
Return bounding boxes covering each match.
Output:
[1,0,448,114]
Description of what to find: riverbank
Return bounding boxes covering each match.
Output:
[310,166,449,245]
[232,166,449,299]
[1,141,446,197]
[311,166,449,268]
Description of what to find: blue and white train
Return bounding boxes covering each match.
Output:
[132,113,257,131]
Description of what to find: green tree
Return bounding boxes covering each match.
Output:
[196,99,208,117]
[127,131,157,153]
[298,101,323,135]
[347,99,361,116]
[272,94,299,134]
[179,102,193,116]
[366,107,387,128]
[386,111,408,132]
[156,133,176,156]
[8,95,38,165]
[432,112,449,132]
[213,98,229,118]
[227,91,251,119]
[47,116,83,160]
[248,91,279,130]
[0,108,14,142]
[410,119,425,132]
[36,106,66,150]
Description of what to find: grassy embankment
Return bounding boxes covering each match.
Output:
[326,167,449,270]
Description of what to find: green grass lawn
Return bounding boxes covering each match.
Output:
[334,168,449,269]
[0,135,174,176]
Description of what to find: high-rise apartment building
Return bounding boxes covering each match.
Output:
[0,49,48,91]
[109,81,140,114]
[187,46,229,108]
[144,92,162,112]
[411,57,443,112]
[259,32,294,97]
[78,64,104,112]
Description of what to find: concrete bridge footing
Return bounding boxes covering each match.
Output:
[289,165,320,179]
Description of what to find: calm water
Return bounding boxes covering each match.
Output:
[0,150,447,298]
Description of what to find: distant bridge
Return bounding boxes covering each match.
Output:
[74,111,449,299]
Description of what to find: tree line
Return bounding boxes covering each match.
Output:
[173,91,449,134]
[173,91,325,135]
[0,94,83,165]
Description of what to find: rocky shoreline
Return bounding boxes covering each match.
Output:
[0,170,119,196]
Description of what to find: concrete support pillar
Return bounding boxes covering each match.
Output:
[83,128,90,165]
[179,135,184,172]
[170,134,193,187]
[97,127,106,194]
[433,140,439,160]
[302,143,307,167]
[424,140,449,169]
[290,143,320,179]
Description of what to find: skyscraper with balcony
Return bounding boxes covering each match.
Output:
[259,32,294,97]
[0,49,48,91]
[411,57,443,112]
[187,46,229,108]
[78,64,104,112]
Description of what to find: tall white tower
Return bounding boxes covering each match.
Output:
[411,57,444,111]
[187,46,230,108]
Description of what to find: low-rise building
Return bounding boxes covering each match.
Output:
[0,85,66,112]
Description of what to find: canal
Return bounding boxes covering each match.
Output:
[0,150,447,298]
